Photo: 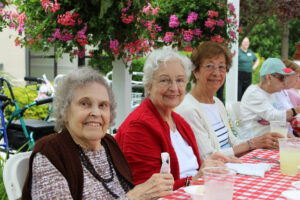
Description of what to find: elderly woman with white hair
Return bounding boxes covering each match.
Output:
[239,58,300,140]
[22,67,175,200]
[116,49,231,191]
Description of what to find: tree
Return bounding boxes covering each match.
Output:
[247,16,299,59]
[239,0,300,58]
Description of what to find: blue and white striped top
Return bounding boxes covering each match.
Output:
[200,103,230,149]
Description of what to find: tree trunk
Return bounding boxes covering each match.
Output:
[281,20,290,59]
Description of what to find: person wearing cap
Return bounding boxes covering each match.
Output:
[273,59,300,136]
[175,42,282,161]
[239,58,300,140]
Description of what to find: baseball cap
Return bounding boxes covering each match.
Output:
[260,58,295,77]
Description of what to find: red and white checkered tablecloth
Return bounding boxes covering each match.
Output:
[161,149,300,200]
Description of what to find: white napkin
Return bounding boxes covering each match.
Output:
[226,163,271,177]
[160,152,170,174]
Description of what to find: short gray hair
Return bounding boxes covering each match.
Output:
[260,75,267,83]
[143,49,193,96]
[53,67,116,132]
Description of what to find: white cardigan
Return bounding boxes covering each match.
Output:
[175,93,244,160]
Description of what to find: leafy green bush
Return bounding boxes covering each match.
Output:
[252,54,265,84]
[0,154,8,200]
[2,86,50,120]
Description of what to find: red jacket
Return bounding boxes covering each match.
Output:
[116,98,201,190]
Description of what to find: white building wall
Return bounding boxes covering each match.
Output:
[0,28,26,83]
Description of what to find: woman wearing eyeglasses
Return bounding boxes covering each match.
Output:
[116,49,235,191]
[175,42,283,160]
[239,58,300,139]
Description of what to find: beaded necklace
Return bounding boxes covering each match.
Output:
[76,142,119,198]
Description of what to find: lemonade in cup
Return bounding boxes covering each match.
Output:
[279,138,300,175]
[270,121,288,138]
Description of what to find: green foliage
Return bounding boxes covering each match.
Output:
[252,54,265,84]
[2,86,50,120]
[244,15,299,60]
[0,154,8,200]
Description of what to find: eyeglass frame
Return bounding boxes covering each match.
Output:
[201,64,227,72]
[154,75,187,88]
[271,73,286,82]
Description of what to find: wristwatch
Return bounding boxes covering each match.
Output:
[291,108,297,117]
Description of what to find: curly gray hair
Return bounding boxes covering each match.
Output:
[53,67,116,132]
[143,49,194,97]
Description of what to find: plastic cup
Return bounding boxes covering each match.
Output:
[202,167,236,200]
[270,121,288,138]
[279,138,300,175]
[190,178,204,186]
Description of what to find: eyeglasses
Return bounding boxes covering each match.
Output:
[271,74,286,82]
[203,64,227,72]
[156,76,187,88]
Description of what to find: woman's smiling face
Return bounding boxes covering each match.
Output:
[193,54,227,94]
[65,82,110,149]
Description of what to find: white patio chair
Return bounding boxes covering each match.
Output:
[3,151,32,200]
[226,101,241,125]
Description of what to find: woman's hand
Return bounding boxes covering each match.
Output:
[287,133,295,138]
[209,152,242,164]
[252,132,284,149]
[126,173,174,200]
[192,158,225,180]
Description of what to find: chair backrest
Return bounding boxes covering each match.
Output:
[3,151,32,200]
[226,101,241,124]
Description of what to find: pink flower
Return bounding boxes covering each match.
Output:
[154,24,161,32]
[9,22,15,28]
[186,12,198,24]
[60,31,73,41]
[48,37,55,42]
[169,15,180,28]
[225,18,232,23]
[151,7,159,15]
[204,18,216,28]
[109,39,119,51]
[52,28,61,39]
[14,38,21,46]
[76,34,88,46]
[57,11,79,26]
[52,0,60,13]
[89,51,93,58]
[121,0,132,12]
[40,0,60,13]
[121,13,134,24]
[163,32,174,43]
[183,29,193,41]
[144,20,154,29]
[17,13,26,24]
[216,20,224,27]
[211,35,224,43]
[229,30,236,39]
[229,3,235,13]
[77,49,85,58]
[142,3,151,14]
[193,29,202,36]
[208,10,219,18]
[17,23,24,33]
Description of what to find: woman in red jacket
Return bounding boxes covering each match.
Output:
[116,49,233,190]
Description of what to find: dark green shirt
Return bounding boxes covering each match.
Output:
[238,48,257,73]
